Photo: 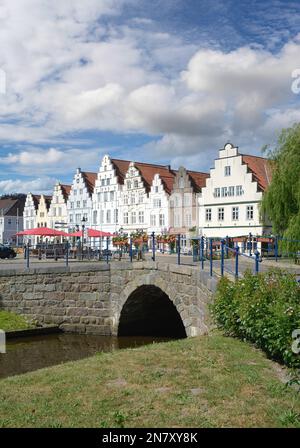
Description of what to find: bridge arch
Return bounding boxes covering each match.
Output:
[111,272,191,337]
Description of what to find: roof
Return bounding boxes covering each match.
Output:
[31,194,41,210]
[187,170,210,192]
[44,195,52,210]
[134,162,177,194]
[241,154,273,191]
[60,184,71,202]
[0,197,26,216]
[81,172,97,195]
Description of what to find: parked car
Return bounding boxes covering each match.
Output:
[0,244,17,259]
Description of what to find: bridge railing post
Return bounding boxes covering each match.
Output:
[106,237,109,264]
[26,241,30,269]
[221,239,225,277]
[177,234,181,265]
[235,245,239,278]
[249,232,252,257]
[201,236,204,270]
[209,238,213,277]
[65,241,69,268]
[255,250,260,274]
[152,231,155,262]
[226,235,229,258]
[129,237,133,262]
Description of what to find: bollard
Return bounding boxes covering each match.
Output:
[235,245,239,278]
[152,231,155,262]
[255,250,260,274]
[177,234,181,265]
[221,239,225,276]
[209,238,213,277]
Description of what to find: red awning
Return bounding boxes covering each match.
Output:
[16,227,69,237]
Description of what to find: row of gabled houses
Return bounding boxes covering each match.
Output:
[1,143,273,248]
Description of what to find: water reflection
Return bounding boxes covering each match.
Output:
[0,333,172,379]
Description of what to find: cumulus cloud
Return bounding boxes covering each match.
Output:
[0,0,300,178]
[0,177,56,195]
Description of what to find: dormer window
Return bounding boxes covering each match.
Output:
[225,166,231,176]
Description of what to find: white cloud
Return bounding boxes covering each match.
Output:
[0,177,56,195]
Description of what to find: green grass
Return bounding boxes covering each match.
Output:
[0,311,35,332]
[0,332,299,428]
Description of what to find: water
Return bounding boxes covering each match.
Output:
[0,333,172,379]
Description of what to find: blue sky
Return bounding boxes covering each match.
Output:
[0,0,300,194]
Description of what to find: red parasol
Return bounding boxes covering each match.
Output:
[16,227,69,237]
[68,228,113,238]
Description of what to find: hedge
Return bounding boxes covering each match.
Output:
[211,269,300,368]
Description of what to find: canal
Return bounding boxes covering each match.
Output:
[0,333,173,379]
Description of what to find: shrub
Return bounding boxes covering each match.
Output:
[211,269,300,368]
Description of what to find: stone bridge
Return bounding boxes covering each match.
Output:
[0,262,218,337]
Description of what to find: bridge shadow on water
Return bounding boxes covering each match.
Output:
[118,285,187,339]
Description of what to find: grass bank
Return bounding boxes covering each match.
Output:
[0,311,35,332]
[0,332,299,428]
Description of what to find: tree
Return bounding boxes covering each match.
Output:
[261,123,300,254]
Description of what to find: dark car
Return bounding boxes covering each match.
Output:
[0,244,17,259]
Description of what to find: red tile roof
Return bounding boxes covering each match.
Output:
[241,154,273,191]
[82,172,97,195]
[60,184,71,202]
[187,170,210,192]
[32,194,41,210]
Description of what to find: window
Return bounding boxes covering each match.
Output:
[221,187,228,197]
[83,213,88,221]
[114,209,118,224]
[232,207,239,221]
[8,218,12,225]
[106,178,110,186]
[159,214,165,226]
[75,213,81,223]
[58,207,62,216]
[174,213,180,226]
[110,191,114,201]
[214,188,220,198]
[131,211,136,224]
[138,192,143,204]
[184,194,190,206]
[236,185,243,196]
[228,186,234,197]
[79,189,83,195]
[123,212,129,224]
[124,195,128,205]
[131,193,135,205]
[101,179,105,186]
[205,208,212,221]
[153,198,161,208]
[225,166,231,176]
[155,186,159,193]
[104,192,108,202]
[127,181,131,189]
[93,210,97,224]
[138,211,144,224]
[97,193,101,202]
[106,210,111,224]
[185,214,192,227]
[100,210,104,224]
[218,208,224,221]
[150,214,156,226]
[76,201,80,208]
[247,205,254,220]
[70,214,73,223]
[134,180,139,188]
[83,200,87,208]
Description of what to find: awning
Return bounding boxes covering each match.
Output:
[68,228,113,238]
[16,227,69,237]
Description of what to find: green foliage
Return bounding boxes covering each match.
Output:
[0,310,34,331]
[261,123,300,253]
[211,270,300,368]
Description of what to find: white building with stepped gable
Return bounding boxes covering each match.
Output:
[48,182,71,231]
[199,143,273,241]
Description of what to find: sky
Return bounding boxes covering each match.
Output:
[0,0,300,194]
